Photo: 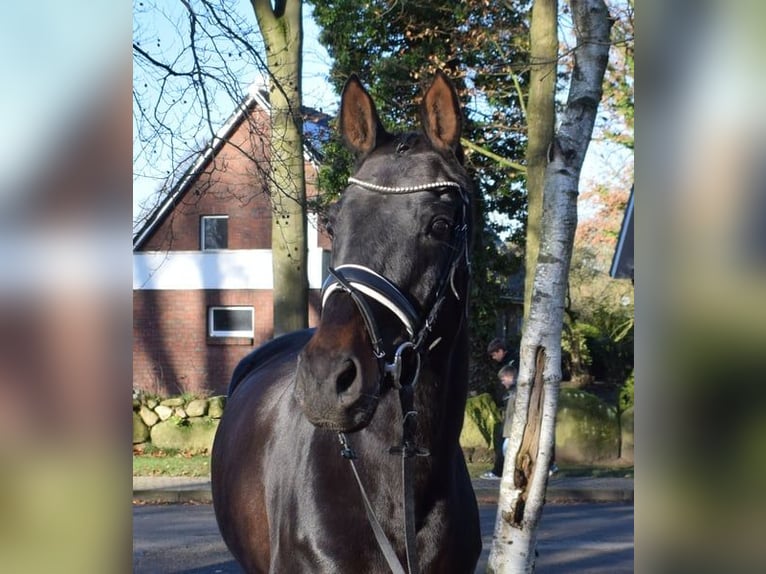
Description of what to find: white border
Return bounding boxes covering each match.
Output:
[200,215,229,251]
[208,306,254,337]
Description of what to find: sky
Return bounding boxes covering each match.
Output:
[132,2,337,224]
[131,1,633,229]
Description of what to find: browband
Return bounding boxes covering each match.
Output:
[348,177,462,195]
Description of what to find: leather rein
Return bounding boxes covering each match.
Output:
[321,176,470,574]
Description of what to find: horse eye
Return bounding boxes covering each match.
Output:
[429,218,452,238]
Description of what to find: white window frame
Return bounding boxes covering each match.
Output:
[200,215,229,251]
[208,306,254,337]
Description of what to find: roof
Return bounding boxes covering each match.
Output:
[133,88,331,251]
[610,184,634,280]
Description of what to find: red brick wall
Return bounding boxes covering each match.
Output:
[139,105,324,253]
[134,102,329,396]
[133,289,322,395]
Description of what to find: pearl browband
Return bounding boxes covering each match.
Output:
[348,177,462,195]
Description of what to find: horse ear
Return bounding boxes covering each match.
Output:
[339,75,386,156]
[420,71,463,156]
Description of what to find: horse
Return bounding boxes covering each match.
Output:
[211,71,481,574]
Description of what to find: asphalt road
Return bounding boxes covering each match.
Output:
[133,502,633,573]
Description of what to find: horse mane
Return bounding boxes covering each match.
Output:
[227,329,315,397]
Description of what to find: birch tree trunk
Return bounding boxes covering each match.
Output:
[487,0,612,571]
[251,0,308,336]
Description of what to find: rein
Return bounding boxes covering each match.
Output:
[326,176,470,574]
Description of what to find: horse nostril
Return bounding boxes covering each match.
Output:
[335,359,358,395]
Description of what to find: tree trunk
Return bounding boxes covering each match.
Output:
[251,0,308,336]
[487,1,612,572]
[523,0,558,325]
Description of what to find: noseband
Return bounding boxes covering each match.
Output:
[321,177,470,388]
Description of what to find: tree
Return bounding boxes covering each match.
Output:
[600,0,634,150]
[563,0,634,391]
[133,0,309,335]
[251,0,308,335]
[522,0,558,326]
[307,0,530,392]
[487,0,612,571]
[564,179,633,387]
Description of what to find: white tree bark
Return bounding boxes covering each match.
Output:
[487,1,613,572]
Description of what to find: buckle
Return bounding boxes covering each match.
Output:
[384,341,421,389]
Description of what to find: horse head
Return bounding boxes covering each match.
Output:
[293,72,472,432]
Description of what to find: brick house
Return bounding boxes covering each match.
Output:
[133,89,331,396]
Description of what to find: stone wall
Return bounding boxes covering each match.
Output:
[459,389,634,465]
[556,388,621,463]
[134,388,634,465]
[133,391,226,451]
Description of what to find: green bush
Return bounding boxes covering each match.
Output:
[618,369,634,411]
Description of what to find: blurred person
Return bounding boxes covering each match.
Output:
[482,338,558,478]
[482,340,516,479]
[497,365,518,459]
[486,337,511,366]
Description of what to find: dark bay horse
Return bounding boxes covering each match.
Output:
[211,71,481,573]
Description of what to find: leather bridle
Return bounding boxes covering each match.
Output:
[321,177,470,388]
[323,176,470,574]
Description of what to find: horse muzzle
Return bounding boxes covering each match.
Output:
[293,298,383,432]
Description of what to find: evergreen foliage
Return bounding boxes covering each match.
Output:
[307,0,531,391]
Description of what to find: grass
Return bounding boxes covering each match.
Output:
[468,461,633,479]
[133,450,493,479]
[467,462,493,478]
[556,462,634,478]
[133,446,211,477]
[133,449,632,479]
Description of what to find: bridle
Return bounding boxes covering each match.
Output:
[322,176,470,574]
[321,176,470,388]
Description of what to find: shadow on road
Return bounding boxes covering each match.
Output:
[133,502,633,573]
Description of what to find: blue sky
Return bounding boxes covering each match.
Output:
[131,1,633,228]
[133,2,336,224]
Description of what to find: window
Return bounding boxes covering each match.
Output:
[208,306,254,338]
[201,215,228,250]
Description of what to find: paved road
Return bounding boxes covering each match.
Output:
[133,502,633,573]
